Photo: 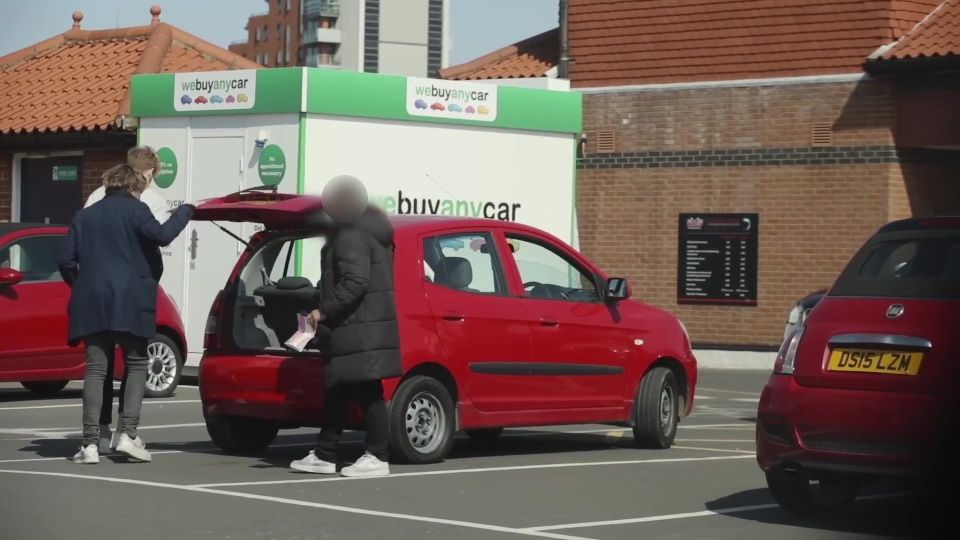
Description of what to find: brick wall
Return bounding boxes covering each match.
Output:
[0,152,10,222]
[577,79,904,348]
[82,149,127,200]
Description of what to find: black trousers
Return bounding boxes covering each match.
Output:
[315,380,389,462]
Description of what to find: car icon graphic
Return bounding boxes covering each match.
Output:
[195,95,209,104]
[180,94,192,105]
[237,93,249,103]
[226,95,236,103]
[478,105,490,115]
[210,95,224,104]
[448,103,463,113]
[414,99,428,110]
[465,106,476,114]
[430,102,445,111]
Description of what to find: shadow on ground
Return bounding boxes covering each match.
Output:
[707,488,918,538]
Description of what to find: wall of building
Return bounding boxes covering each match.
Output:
[576,78,912,348]
[0,153,11,222]
[229,0,301,67]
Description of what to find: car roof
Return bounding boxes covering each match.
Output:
[387,215,545,236]
[879,216,960,233]
[0,223,67,236]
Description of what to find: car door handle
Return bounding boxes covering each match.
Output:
[442,311,464,322]
[539,317,560,327]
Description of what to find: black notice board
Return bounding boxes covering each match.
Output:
[677,213,759,306]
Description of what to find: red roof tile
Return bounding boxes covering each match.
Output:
[0,9,259,134]
[568,0,941,87]
[871,0,960,62]
[440,28,559,80]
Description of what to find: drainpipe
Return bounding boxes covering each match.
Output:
[558,0,570,79]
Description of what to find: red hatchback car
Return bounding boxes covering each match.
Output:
[757,217,960,515]
[0,223,187,398]
[195,192,698,463]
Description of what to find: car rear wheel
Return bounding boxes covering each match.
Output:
[466,428,504,446]
[205,414,279,455]
[21,380,68,397]
[766,469,860,517]
[632,367,679,449]
[389,376,455,464]
[144,335,183,399]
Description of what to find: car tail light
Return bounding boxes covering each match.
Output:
[204,291,224,350]
[773,327,805,375]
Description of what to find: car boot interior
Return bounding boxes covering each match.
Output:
[233,236,323,352]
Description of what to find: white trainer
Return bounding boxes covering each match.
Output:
[340,452,389,478]
[290,451,337,474]
[72,444,100,465]
[115,433,152,462]
[98,425,113,455]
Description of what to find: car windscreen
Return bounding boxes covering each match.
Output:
[829,230,960,300]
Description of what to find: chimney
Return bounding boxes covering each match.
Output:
[150,5,162,25]
[72,11,83,29]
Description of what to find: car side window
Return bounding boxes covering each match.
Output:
[506,235,599,303]
[422,233,504,295]
[1,235,64,283]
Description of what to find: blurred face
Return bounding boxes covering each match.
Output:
[322,176,368,224]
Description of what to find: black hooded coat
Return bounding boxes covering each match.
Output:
[316,207,401,386]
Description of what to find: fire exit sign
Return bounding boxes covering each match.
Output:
[52,165,79,182]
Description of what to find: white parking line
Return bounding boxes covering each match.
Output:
[696,387,761,397]
[0,422,207,440]
[730,398,760,403]
[0,400,200,411]
[671,446,755,455]
[0,441,315,464]
[192,454,756,489]
[524,493,910,531]
[0,469,589,540]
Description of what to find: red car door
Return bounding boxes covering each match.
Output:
[421,231,538,412]
[502,232,631,409]
[0,231,83,378]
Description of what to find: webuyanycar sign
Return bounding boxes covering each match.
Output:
[405,78,498,122]
[174,70,256,111]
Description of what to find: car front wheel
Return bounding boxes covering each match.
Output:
[205,414,279,455]
[21,380,69,397]
[766,469,859,517]
[144,335,183,398]
[389,376,456,464]
[632,367,679,449]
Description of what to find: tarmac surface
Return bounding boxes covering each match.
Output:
[0,370,917,539]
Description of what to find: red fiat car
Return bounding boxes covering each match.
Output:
[0,223,187,398]
[195,192,697,463]
[757,217,960,515]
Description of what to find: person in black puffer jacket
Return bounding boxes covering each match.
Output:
[290,175,400,478]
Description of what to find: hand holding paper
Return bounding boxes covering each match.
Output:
[285,313,317,352]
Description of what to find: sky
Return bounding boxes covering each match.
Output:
[0,0,559,66]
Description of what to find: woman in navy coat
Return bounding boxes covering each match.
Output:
[59,163,193,464]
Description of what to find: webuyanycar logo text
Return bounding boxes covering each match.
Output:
[406,77,497,121]
[173,69,256,111]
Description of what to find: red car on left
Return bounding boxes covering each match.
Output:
[0,223,187,397]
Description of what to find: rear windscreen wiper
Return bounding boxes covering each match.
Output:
[211,221,249,247]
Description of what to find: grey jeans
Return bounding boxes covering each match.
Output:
[82,332,148,447]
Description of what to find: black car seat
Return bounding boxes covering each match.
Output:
[254,276,317,341]
[442,257,476,292]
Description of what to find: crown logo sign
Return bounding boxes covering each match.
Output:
[686,217,705,230]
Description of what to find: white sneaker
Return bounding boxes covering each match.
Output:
[72,444,100,465]
[290,451,337,474]
[115,433,152,462]
[98,425,113,455]
[340,452,389,478]
[110,427,121,451]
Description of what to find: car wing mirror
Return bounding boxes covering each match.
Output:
[0,268,24,286]
[605,277,630,302]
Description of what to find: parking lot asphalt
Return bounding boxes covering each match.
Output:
[0,370,916,540]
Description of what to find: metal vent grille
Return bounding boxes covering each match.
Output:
[596,130,616,153]
[811,122,833,146]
